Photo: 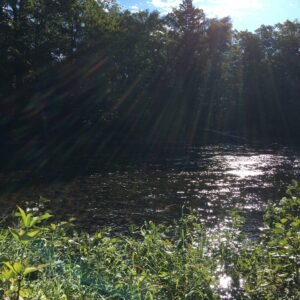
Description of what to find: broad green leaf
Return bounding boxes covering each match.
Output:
[25,213,33,228]
[39,212,53,221]
[20,289,30,297]
[24,267,38,276]
[27,230,40,238]
[291,220,300,228]
[16,206,28,226]
[4,262,15,273]
[30,217,40,227]
[2,269,14,280]
[13,262,23,274]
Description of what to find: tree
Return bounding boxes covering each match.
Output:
[166,0,205,35]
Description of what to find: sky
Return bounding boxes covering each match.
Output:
[117,0,300,32]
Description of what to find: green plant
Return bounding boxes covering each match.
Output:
[0,183,299,299]
[236,180,300,299]
[0,207,51,299]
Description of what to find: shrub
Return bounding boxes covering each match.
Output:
[0,182,299,299]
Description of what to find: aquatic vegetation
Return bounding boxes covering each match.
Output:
[0,182,299,299]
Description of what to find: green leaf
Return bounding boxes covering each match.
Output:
[15,208,35,228]
[147,292,154,300]
[9,228,20,241]
[60,221,69,226]
[16,206,30,227]
[37,264,48,270]
[39,212,53,221]
[20,289,30,297]
[159,272,169,278]
[13,262,23,274]
[4,262,15,273]
[25,213,33,228]
[2,269,14,280]
[30,217,40,227]
[291,220,300,228]
[27,230,40,238]
[24,267,38,276]
[291,179,298,188]
[50,223,57,230]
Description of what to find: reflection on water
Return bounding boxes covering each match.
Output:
[219,274,232,289]
[224,155,281,178]
[0,144,299,234]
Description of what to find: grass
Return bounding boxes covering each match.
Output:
[0,181,299,299]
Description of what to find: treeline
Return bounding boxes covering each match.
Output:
[0,0,300,165]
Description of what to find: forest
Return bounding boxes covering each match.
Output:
[0,0,300,169]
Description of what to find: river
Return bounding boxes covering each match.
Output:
[1,144,300,235]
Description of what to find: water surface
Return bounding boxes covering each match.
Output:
[1,144,299,234]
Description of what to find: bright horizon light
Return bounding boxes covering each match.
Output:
[118,0,300,31]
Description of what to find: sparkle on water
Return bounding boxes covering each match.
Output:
[224,155,266,178]
[219,274,232,289]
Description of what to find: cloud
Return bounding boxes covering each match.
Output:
[150,0,264,18]
[288,1,295,7]
[151,0,181,11]
[202,0,264,18]
[130,5,140,12]
[151,0,204,13]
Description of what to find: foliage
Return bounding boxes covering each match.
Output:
[0,184,299,299]
[1,1,300,167]
[235,180,300,299]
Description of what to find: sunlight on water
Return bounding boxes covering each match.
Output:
[223,155,277,178]
[219,275,232,289]
[227,169,263,177]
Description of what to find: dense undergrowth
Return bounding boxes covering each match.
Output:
[0,182,299,300]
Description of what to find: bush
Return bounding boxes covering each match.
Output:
[0,182,299,299]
